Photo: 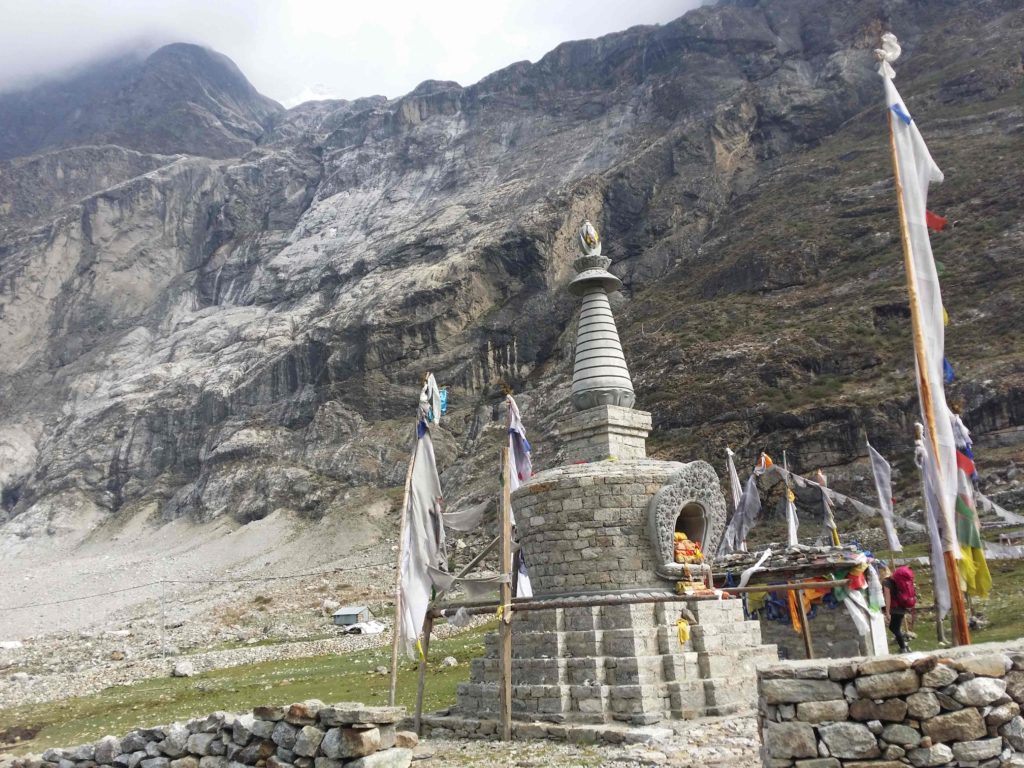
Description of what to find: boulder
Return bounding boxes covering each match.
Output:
[171,662,196,678]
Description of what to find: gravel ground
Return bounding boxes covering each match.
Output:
[411,715,761,767]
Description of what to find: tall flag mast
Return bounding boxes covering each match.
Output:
[876,33,970,645]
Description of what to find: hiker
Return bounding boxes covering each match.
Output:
[880,564,917,653]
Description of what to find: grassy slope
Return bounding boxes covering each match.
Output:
[0,622,494,755]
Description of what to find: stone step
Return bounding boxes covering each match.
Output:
[470,652,706,686]
[456,675,757,725]
[482,618,767,660]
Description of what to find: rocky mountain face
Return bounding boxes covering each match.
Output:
[1,0,1023,552]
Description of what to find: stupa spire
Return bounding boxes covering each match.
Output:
[568,220,636,411]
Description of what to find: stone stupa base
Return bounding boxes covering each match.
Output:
[437,597,776,736]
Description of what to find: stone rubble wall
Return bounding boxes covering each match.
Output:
[757,641,1024,768]
[2,702,417,768]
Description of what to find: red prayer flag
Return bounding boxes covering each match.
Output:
[926,210,947,231]
[956,450,976,477]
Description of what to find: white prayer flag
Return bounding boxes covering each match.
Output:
[866,440,903,552]
[398,375,449,658]
[880,46,958,553]
[725,447,743,513]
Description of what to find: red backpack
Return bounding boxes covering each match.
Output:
[891,566,917,610]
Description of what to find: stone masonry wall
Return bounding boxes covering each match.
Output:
[513,460,684,594]
[3,702,417,768]
[757,641,1024,768]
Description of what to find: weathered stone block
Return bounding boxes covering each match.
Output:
[761,679,844,704]
[986,701,1019,726]
[796,700,848,724]
[854,669,919,699]
[1001,716,1024,751]
[955,677,1007,706]
[849,698,907,722]
[817,723,881,759]
[858,657,911,676]
[185,735,217,757]
[905,691,940,720]
[879,723,920,747]
[921,664,958,689]
[762,722,818,759]
[291,727,324,757]
[951,737,1003,762]
[922,707,986,742]
[95,736,122,765]
[271,722,298,749]
[907,743,953,767]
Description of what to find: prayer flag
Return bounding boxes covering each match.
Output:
[398,375,449,658]
[717,473,761,556]
[785,487,799,547]
[955,468,992,598]
[506,393,533,598]
[882,59,959,554]
[915,425,952,620]
[926,210,948,231]
[867,440,903,552]
[725,447,743,513]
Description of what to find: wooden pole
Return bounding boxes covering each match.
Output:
[498,446,513,741]
[795,588,815,659]
[887,108,970,646]
[388,437,417,706]
[413,613,433,735]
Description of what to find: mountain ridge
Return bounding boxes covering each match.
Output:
[0,0,1022,555]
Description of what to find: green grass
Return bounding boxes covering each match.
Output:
[0,621,495,755]
[867,558,1024,653]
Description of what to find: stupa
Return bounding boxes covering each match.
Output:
[439,221,776,735]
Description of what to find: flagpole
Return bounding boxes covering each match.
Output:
[388,428,418,706]
[887,109,971,646]
[498,446,513,741]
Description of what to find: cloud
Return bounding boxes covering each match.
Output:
[0,0,709,104]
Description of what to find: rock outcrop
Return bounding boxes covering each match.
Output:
[1,0,1022,550]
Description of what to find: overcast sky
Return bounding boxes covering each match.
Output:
[0,0,708,107]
